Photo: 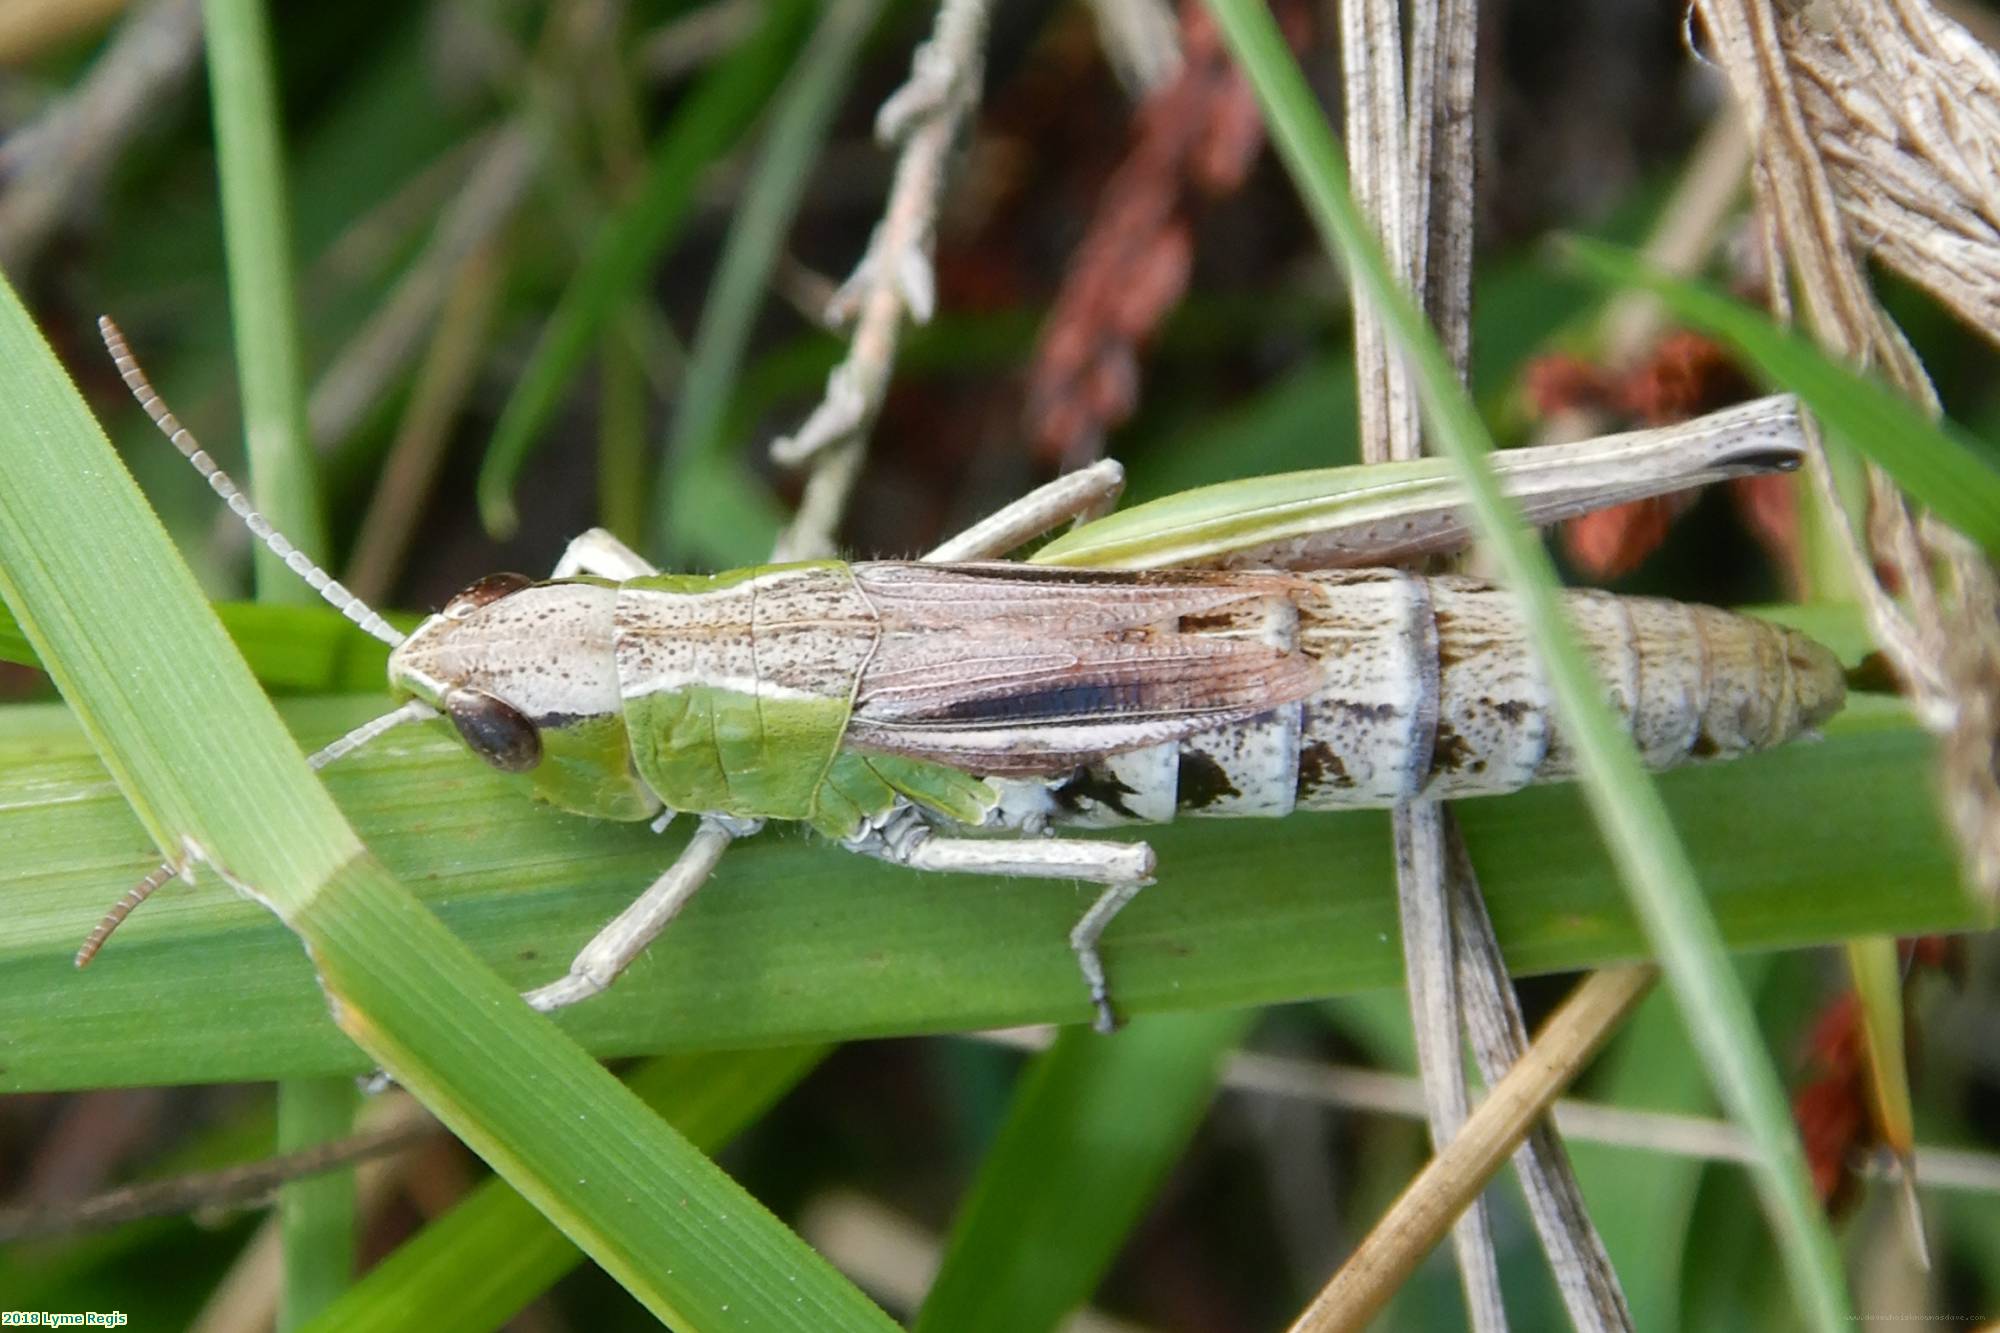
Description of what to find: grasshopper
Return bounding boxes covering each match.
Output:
[83,319,1843,1031]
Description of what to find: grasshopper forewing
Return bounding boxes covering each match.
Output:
[85,320,1843,1031]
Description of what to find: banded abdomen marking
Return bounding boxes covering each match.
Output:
[1050,571,1844,826]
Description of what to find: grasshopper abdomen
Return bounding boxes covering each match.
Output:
[1042,569,1844,826]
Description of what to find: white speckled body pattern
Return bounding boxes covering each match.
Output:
[1039,567,1845,828]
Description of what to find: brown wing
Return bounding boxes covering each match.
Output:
[844,562,1323,776]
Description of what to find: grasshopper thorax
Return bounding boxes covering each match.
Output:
[388,576,625,773]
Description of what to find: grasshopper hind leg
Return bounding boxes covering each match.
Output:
[844,806,1155,1032]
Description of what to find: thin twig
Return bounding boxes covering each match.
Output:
[970,1028,2000,1196]
[0,1108,436,1243]
[770,0,994,560]
[1286,966,1658,1333]
[189,1094,434,1333]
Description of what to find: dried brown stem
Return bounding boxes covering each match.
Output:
[0,1111,435,1243]
[772,0,993,561]
[1286,967,1658,1333]
[1692,0,2000,894]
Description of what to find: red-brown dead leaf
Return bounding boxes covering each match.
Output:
[1025,0,1310,467]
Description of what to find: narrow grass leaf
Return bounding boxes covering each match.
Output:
[1847,936,1916,1161]
[476,0,811,536]
[916,1011,1252,1333]
[205,5,362,1304]
[202,0,327,601]
[1561,235,2000,558]
[0,279,893,1332]
[278,1076,359,1328]
[1202,2,1851,1324]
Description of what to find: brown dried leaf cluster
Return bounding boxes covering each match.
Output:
[1784,4,2000,350]
[1024,0,1305,468]
[1694,0,2000,899]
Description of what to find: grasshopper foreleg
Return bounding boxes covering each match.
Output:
[529,531,773,1015]
[842,805,1155,1032]
[524,815,761,1012]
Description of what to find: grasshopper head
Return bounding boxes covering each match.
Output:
[388,574,624,774]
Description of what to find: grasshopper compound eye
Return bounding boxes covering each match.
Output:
[445,688,543,772]
[445,572,535,619]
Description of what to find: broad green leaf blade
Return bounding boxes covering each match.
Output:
[475,0,811,537]
[1202,3,1853,1323]
[652,0,884,564]
[1562,235,2000,559]
[3,694,1965,1090]
[0,280,892,1332]
[305,1048,828,1333]
[1036,396,1805,570]
[916,1012,1252,1333]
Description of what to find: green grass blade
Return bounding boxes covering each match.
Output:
[475,0,811,537]
[652,0,884,563]
[916,1011,1252,1333]
[0,600,401,692]
[5,694,1965,1089]
[278,1076,359,1328]
[1201,2,1852,1323]
[0,278,893,1331]
[202,0,327,602]
[1561,235,2000,558]
[205,6,361,1306]
[304,1047,827,1333]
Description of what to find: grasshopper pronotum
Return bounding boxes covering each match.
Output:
[83,319,1843,1031]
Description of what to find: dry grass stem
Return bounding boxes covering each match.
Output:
[343,242,504,603]
[1339,3,1629,1326]
[1285,966,1658,1333]
[1085,0,1184,96]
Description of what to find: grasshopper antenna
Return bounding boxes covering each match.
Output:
[80,319,439,967]
[74,698,438,968]
[97,316,406,650]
